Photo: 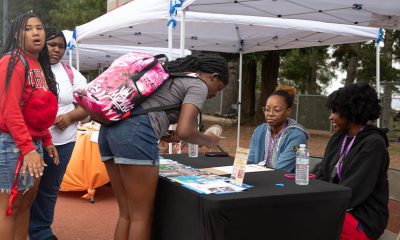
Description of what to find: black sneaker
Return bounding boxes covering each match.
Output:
[44,235,58,240]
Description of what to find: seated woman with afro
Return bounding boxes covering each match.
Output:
[316,83,389,240]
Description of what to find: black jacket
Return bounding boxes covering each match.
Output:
[316,125,389,240]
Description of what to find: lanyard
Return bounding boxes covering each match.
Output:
[335,127,365,180]
[265,123,287,167]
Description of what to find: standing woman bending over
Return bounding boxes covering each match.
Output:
[29,28,88,240]
[316,83,389,240]
[248,85,308,173]
[0,13,59,239]
[98,54,229,240]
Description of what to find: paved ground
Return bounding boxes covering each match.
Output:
[52,116,400,239]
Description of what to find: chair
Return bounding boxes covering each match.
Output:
[378,168,400,240]
[379,230,400,240]
[309,155,323,173]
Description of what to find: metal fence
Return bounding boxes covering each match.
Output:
[203,93,332,132]
[380,81,400,142]
[294,95,331,131]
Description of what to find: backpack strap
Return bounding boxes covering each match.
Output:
[131,104,181,116]
[16,52,28,69]
[61,62,74,85]
[2,51,28,69]
[131,72,199,116]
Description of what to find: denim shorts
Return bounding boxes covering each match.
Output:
[0,132,43,192]
[98,113,159,166]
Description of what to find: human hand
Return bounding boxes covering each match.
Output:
[204,133,223,149]
[23,150,45,178]
[45,144,59,165]
[161,130,181,143]
[55,114,72,131]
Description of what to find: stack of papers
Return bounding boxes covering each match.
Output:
[204,164,274,175]
[159,158,250,194]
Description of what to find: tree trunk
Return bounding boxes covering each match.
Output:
[382,30,394,130]
[256,51,280,122]
[345,43,361,85]
[222,59,239,116]
[241,58,257,119]
[307,49,318,94]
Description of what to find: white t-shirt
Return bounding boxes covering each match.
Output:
[50,62,87,145]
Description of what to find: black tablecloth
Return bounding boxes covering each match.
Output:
[153,154,351,240]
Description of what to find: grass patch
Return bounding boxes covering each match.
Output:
[388,145,400,153]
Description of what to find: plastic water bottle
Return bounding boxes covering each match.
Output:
[295,144,309,185]
[188,143,198,158]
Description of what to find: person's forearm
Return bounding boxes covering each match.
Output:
[179,131,209,145]
[66,106,88,123]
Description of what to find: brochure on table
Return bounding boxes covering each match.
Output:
[158,158,250,194]
[204,164,273,175]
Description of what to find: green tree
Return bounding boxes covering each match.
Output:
[256,51,281,122]
[48,0,106,30]
[1,0,106,46]
[279,47,334,94]
[331,43,361,86]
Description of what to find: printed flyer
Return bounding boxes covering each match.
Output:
[230,147,249,186]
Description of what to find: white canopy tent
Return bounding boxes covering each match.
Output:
[184,0,400,30]
[75,2,380,148]
[62,29,191,71]
[76,11,378,52]
[183,0,400,129]
[61,44,191,71]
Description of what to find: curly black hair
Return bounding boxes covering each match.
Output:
[326,82,381,124]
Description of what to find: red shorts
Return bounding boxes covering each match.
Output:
[340,212,370,240]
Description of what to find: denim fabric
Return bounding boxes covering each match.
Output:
[29,141,75,240]
[248,119,308,173]
[99,113,159,166]
[0,132,42,191]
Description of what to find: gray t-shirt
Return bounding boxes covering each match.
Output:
[140,77,208,138]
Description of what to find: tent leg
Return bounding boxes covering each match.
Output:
[236,52,243,149]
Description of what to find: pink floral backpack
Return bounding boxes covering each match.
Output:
[74,52,177,125]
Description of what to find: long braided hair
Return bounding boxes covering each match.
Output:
[0,13,58,97]
[166,54,229,86]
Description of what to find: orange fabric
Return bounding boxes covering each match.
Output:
[60,133,109,199]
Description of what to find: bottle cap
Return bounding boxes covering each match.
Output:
[300,144,306,148]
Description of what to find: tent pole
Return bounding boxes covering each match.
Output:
[69,49,72,66]
[168,24,173,59]
[168,24,173,154]
[76,43,80,72]
[219,90,224,115]
[236,52,243,149]
[180,10,186,57]
[376,43,380,127]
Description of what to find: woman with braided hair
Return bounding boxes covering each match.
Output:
[98,54,229,240]
[0,13,59,239]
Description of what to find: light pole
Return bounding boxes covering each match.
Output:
[2,0,8,45]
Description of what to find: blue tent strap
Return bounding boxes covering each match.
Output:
[376,28,384,44]
[167,0,184,27]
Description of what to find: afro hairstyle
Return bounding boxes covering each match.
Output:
[326,82,381,124]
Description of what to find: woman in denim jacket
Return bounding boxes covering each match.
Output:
[248,86,308,173]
